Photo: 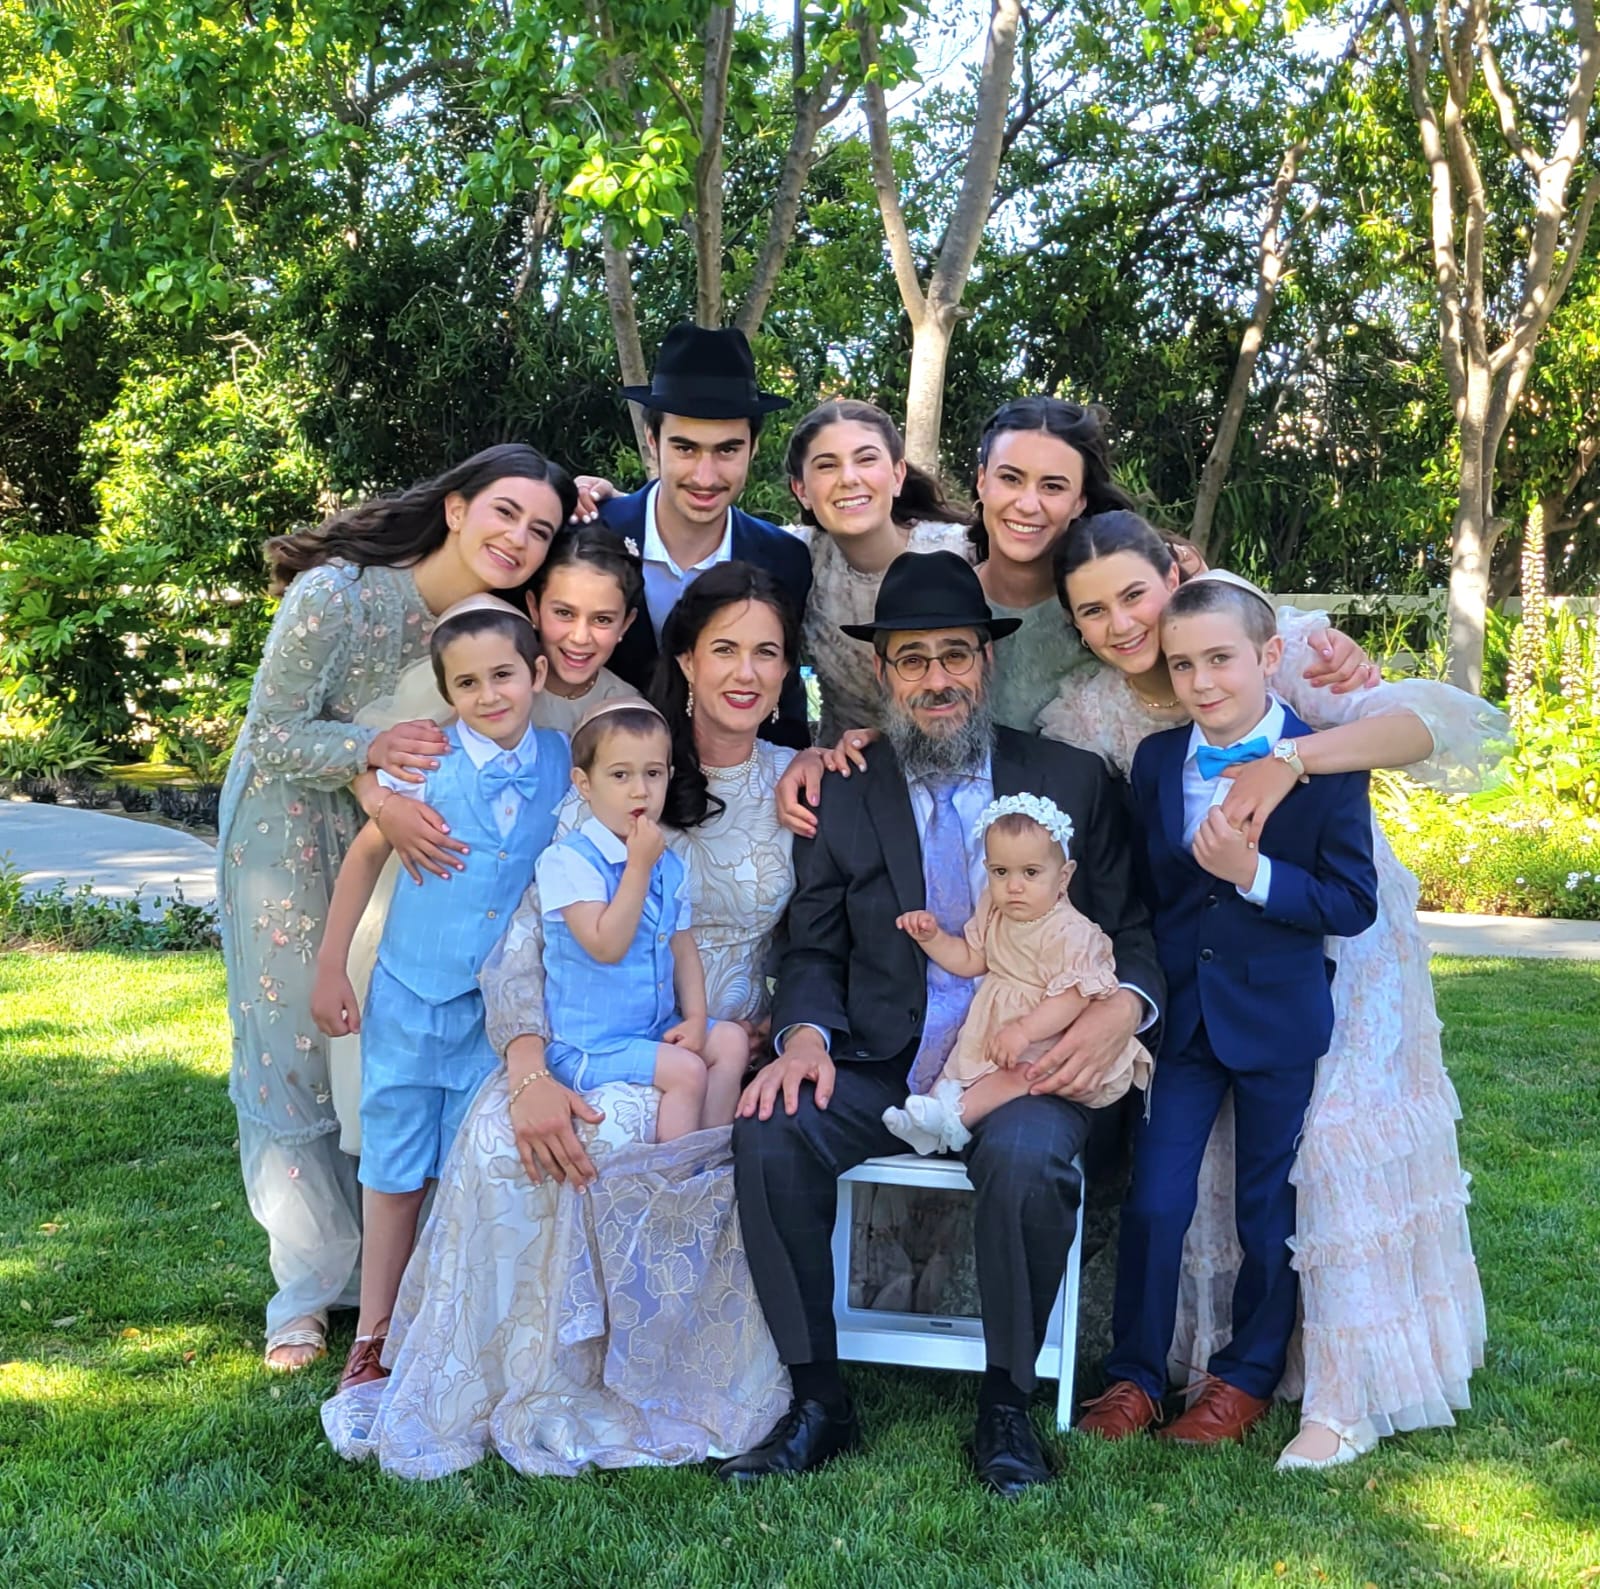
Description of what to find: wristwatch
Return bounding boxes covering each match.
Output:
[1271,738,1308,779]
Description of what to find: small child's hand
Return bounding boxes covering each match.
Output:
[665,1015,707,1053]
[1192,806,1260,890]
[896,910,940,944]
[985,1019,1031,1069]
[311,968,361,1037]
[626,813,667,870]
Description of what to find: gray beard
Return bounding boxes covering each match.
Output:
[882,688,996,781]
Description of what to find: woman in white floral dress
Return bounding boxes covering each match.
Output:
[219,446,575,1372]
[1039,510,1499,1468]
[320,563,798,1477]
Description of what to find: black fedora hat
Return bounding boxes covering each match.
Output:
[839,550,1023,642]
[621,323,792,419]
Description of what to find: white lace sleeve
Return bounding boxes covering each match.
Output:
[479,877,549,1054]
[1274,606,1510,792]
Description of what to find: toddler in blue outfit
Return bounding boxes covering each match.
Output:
[535,698,749,1142]
[313,594,568,1393]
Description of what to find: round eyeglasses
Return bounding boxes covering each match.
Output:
[883,645,979,682]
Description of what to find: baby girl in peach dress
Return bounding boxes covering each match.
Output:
[884,794,1152,1155]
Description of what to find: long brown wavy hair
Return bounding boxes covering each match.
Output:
[264,444,578,594]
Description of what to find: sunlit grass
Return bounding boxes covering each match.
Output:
[2,951,1597,1587]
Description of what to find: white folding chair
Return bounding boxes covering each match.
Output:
[829,1151,1084,1429]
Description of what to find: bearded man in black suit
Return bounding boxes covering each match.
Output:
[719,551,1164,1498]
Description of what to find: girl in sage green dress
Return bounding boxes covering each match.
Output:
[219,444,576,1372]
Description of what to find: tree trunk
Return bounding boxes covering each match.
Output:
[1445,392,1495,692]
[1190,140,1306,558]
[602,234,652,465]
[903,312,955,473]
[859,0,1022,472]
[693,2,736,327]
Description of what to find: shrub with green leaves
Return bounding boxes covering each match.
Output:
[0,857,219,951]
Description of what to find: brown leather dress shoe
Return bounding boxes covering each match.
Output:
[1156,1377,1270,1445]
[338,1334,390,1393]
[1077,1380,1160,1440]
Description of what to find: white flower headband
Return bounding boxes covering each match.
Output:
[974,793,1075,857]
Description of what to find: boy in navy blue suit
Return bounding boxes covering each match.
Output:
[1080,572,1378,1448]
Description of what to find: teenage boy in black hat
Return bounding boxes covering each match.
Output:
[580,323,813,749]
[720,551,1164,1497]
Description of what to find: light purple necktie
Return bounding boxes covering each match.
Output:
[907,781,977,1095]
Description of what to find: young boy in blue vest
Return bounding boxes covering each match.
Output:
[1079,572,1379,1448]
[312,595,569,1393]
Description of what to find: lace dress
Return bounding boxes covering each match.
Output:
[788,520,971,743]
[218,560,437,1339]
[1037,611,1499,1437]
[321,745,797,1477]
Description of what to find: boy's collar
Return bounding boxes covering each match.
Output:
[1185,693,1286,758]
[458,717,537,766]
[578,814,632,863]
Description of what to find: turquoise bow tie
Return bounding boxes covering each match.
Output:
[1195,736,1271,780]
[481,758,541,801]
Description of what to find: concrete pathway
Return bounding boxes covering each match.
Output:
[1417,909,1600,961]
[1,801,216,917]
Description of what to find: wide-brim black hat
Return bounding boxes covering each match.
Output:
[621,323,792,419]
[840,550,1023,641]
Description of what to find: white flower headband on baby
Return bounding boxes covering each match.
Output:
[973,793,1075,857]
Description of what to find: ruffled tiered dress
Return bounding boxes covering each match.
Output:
[1038,609,1500,1438]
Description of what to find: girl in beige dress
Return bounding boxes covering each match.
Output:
[884,795,1151,1156]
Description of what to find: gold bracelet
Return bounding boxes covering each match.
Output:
[507,1069,552,1109]
[371,789,395,823]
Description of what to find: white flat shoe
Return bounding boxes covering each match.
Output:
[1275,1418,1378,1471]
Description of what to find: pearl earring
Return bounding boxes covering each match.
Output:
[686,687,695,718]
[770,704,779,725]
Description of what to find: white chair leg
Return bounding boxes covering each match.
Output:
[1055,1181,1085,1430]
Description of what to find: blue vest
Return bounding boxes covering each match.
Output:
[541,828,687,1052]
[378,723,570,1002]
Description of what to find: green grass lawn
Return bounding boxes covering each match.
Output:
[2,952,1597,1588]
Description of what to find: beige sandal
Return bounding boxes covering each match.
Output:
[264,1317,328,1373]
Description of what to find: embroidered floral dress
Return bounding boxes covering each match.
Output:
[1037,609,1499,1439]
[218,560,437,1341]
[320,745,797,1477]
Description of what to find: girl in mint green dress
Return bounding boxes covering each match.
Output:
[219,445,575,1371]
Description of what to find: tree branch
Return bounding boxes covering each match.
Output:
[1479,31,1543,176]
[693,2,736,326]
[857,21,927,321]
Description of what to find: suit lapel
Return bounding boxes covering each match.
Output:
[1159,732,1188,857]
[865,758,925,915]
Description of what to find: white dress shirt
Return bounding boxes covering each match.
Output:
[642,484,734,642]
[1182,695,1284,906]
[377,719,541,838]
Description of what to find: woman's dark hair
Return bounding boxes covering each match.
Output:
[264,443,579,594]
[968,397,1137,562]
[531,523,645,617]
[428,609,542,699]
[1052,510,1180,615]
[784,399,966,530]
[650,561,800,829]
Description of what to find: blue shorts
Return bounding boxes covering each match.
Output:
[359,964,498,1193]
[546,1020,722,1091]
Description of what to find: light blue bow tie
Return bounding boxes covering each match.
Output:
[480,758,541,801]
[1195,736,1271,780]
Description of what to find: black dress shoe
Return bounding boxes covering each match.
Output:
[715,1398,861,1482]
[969,1405,1052,1498]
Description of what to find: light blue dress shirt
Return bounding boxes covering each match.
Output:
[1181,695,1285,906]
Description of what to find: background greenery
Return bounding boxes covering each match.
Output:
[2,950,1597,1587]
